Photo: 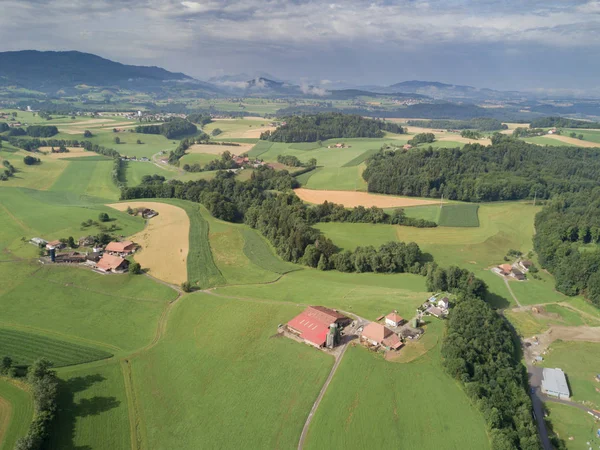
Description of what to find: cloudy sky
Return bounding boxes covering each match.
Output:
[1,0,599,90]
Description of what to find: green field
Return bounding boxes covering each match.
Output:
[305,321,490,449]
[240,228,300,274]
[123,161,171,186]
[131,294,333,449]
[438,203,479,227]
[0,328,112,367]
[524,136,579,147]
[0,379,33,450]
[0,148,70,190]
[49,158,120,200]
[49,361,132,450]
[545,403,600,449]
[541,341,600,409]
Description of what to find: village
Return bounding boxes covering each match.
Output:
[279,293,452,355]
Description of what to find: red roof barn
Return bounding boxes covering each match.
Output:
[287,306,350,348]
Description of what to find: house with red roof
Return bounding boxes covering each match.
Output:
[286,306,350,348]
[105,241,136,256]
[361,322,403,350]
[385,312,404,328]
[96,254,129,273]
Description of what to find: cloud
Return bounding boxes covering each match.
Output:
[300,82,328,96]
[181,1,221,13]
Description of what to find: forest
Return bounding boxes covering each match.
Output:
[26,125,58,137]
[259,112,404,142]
[135,118,197,139]
[363,135,600,201]
[406,118,508,131]
[534,190,600,307]
[529,116,600,129]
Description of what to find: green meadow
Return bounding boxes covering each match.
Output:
[0,379,33,450]
[305,322,490,450]
[545,403,600,449]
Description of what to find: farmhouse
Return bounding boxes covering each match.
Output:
[286,306,350,348]
[426,306,446,318]
[54,251,87,263]
[96,254,129,273]
[511,268,525,281]
[499,264,512,276]
[438,297,450,309]
[518,260,533,272]
[46,239,64,250]
[30,237,47,246]
[105,241,136,256]
[541,368,570,400]
[361,322,403,350]
[385,312,404,328]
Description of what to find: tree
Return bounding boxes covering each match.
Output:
[27,358,54,384]
[98,212,110,222]
[67,236,76,248]
[211,128,222,136]
[114,136,121,144]
[578,134,584,140]
[129,261,142,274]
[181,281,192,292]
[0,356,12,374]
[136,139,142,144]
[83,130,93,138]
[23,155,40,165]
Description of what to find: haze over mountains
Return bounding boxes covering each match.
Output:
[0,50,539,102]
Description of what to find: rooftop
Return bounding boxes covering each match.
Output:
[386,312,403,323]
[97,254,127,271]
[542,368,570,397]
[362,322,393,343]
[106,241,134,252]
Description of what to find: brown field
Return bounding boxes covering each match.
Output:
[108,202,190,285]
[187,143,253,155]
[543,134,600,148]
[438,135,492,145]
[241,126,276,138]
[0,395,11,446]
[294,188,441,208]
[38,147,99,158]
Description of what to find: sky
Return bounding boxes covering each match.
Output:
[1,0,600,91]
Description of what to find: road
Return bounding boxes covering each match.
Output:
[526,364,553,450]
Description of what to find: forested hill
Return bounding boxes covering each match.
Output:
[363,135,600,201]
[0,50,194,90]
[529,116,600,129]
[260,113,404,142]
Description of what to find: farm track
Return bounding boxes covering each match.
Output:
[503,278,522,307]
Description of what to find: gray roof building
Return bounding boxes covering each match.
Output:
[541,368,570,399]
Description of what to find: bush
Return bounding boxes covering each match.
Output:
[98,212,110,222]
[181,281,192,292]
[83,130,93,138]
[129,262,142,274]
[23,155,41,165]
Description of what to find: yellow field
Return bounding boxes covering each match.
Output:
[187,143,254,155]
[38,147,98,158]
[294,188,441,208]
[543,134,600,148]
[108,202,189,284]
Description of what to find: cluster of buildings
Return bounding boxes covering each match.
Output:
[326,143,351,149]
[121,156,150,162]
[493,260,532,281]
[33,237,136,274]
[422,295,451,318]
[360,320,403,351]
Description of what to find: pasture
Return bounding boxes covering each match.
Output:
[0,328,112,367]
[50,158,120,200]
[438,203,480,227]
[131,294,333,449]
[0,147,69,190]
[109,202,190,285]
[304,322,490,449]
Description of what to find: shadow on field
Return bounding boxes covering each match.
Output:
[48,373,120,450]
[485,291,511,309]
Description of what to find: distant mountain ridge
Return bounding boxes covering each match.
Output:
[384,80,525,101]
[0,50,202,92]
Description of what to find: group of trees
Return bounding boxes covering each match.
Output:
[1,160,16,181]
[568,132,585,140]
[14,358,59,450]
[460,130,482,139]
[363,135,600,201]
[23,155,41,165]
[407,132,435,145]
[534,189,600,307]
[135,118,198,139]
[260,113,405,142]
[406,118,508,131]
[167,134,211,165]
[529,116,600,129]
[276,154,316,168]
[26,125,59,138]
[186,113,213,126]
[512,127,546,138]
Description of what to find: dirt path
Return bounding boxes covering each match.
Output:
[297,341,348,450]
[0,395,12,447]
[503,278,522,307]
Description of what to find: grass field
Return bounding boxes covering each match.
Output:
[541,341,600,410]
[247,140,273,158]
[216,269,429,320]
[0,328,112,367]
[304,321,490,449]
[49,158,120,200]
[525,137,579,147]
[0,148,69,190]
[49,361,132,450]
[545,403,600,449]
[124,161,170,186]
[0,379,33,450]
[131,294,333,449]
[438,203,480,227]
[240,228,300,274]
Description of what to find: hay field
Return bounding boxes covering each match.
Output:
[187,143,253,155]
[38,147,99,158]
[109,202,190,285]
[543,134,600,147]
[294,188,440,208]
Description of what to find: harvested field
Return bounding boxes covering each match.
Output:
[241,126,276,138]
[542,134,600,147]
[38,147,98,158]
[187,143,253,155]
[108,202,190,284]
[294,188,441,208]
[438,135,492,145]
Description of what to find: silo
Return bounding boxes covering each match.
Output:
[48,247,56,262]
[412,318,419,328]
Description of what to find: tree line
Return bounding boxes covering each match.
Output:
[363,134,600,201]
[407,132,435,145]
[529,116,600,129]
[186,113,213,126]
[276,154,316,168]
[406,118,508,131]
[260,113,405,142]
